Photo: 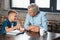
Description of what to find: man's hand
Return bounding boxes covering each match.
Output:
[27,26,34,31]
[27,26,40,32]
[31,26,40,32]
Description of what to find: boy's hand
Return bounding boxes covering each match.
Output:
[15,23,24,32]
[20,28,24,32]
[5,27,15,32]
[15,24,20,29]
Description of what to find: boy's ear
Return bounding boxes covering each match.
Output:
[6,16,8,18]
[4,16,8,19]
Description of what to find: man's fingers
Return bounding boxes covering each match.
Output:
[27,27,30,31]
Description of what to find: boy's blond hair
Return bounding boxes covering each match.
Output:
[8,10,17,15]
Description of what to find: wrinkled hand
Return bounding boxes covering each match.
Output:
[27,26,40,32]
[27,26,33,31]
[31,26,40,32]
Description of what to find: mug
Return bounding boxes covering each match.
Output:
[40,28,45,36]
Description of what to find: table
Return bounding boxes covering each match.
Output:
[53,37,60,40]
[0,31,60,40]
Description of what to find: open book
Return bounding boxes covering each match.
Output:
[7,30,23,36]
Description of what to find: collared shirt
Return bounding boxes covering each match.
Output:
[24,11,48,31]
[1,19,17,34]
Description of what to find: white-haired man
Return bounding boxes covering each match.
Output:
[24,3,48,36]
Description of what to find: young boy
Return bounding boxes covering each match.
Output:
[1,10,23,34]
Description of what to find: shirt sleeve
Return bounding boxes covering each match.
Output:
[1,21,7,34]
[41,12,48,31]
[13,22,17,26]
[24,14,30,29]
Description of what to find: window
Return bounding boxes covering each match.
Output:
[10,0,60,12]
[53,0,60,12]
[10,0,51,11]
[35,0,51,12]
[10,0,30,10]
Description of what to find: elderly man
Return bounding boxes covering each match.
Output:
[24,3,48,36]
